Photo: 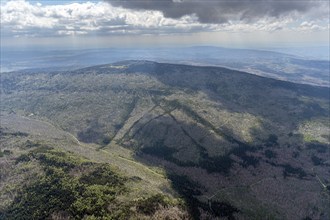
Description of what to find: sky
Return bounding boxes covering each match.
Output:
[0,0,329,49]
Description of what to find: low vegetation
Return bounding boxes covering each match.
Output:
[1,61,329,219]
[2,146,185,220]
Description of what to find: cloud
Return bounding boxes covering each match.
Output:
[0,0,211,37]
[0,0,328,38]
[105,0,328,24]
[298,21,328,31]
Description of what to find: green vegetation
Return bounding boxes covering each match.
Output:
[136,194,169,215]
[168,174,203,219]
[101,136,112,145]
[265,134,278,147]
[2,146,179,220]
[77,120,106,144]
[15,154,31,163]
[306,141,329,153]
[282,164,307,179]
[23,140,43,149]
[0,149,11,157]
[141,141,178,161]
[311,155,323,166]
[1,61,329,219]
[265,149,277,159]
[210,201,240,218]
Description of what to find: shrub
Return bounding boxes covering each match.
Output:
[15,154,31,163]
[264,150,277,159]
[136,194,168,215]
[4,147,128,220]
[79,164,126,186]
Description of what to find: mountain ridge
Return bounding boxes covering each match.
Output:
[1,61,329,219]
[2,46,329,87]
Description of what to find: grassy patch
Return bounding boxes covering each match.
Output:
[2,146,183,220]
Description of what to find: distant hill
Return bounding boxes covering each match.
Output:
[1,61,329,219]
[1,47,329,86]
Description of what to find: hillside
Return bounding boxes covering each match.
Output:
[1,61,329,219]
[2,47,329,87]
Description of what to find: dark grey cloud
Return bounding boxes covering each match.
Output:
[105,0,322,23]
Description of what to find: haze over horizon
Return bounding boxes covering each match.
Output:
[1,0,329,50]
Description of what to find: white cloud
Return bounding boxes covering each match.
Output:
[297,21,328,32]
[0,0,328,38]
[1,0,205,37]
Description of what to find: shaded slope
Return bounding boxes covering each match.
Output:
[1,61,329,219]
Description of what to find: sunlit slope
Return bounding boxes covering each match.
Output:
[1,61,329,219]
[0,113,189,219]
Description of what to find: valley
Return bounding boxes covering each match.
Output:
[1,61,329,219]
